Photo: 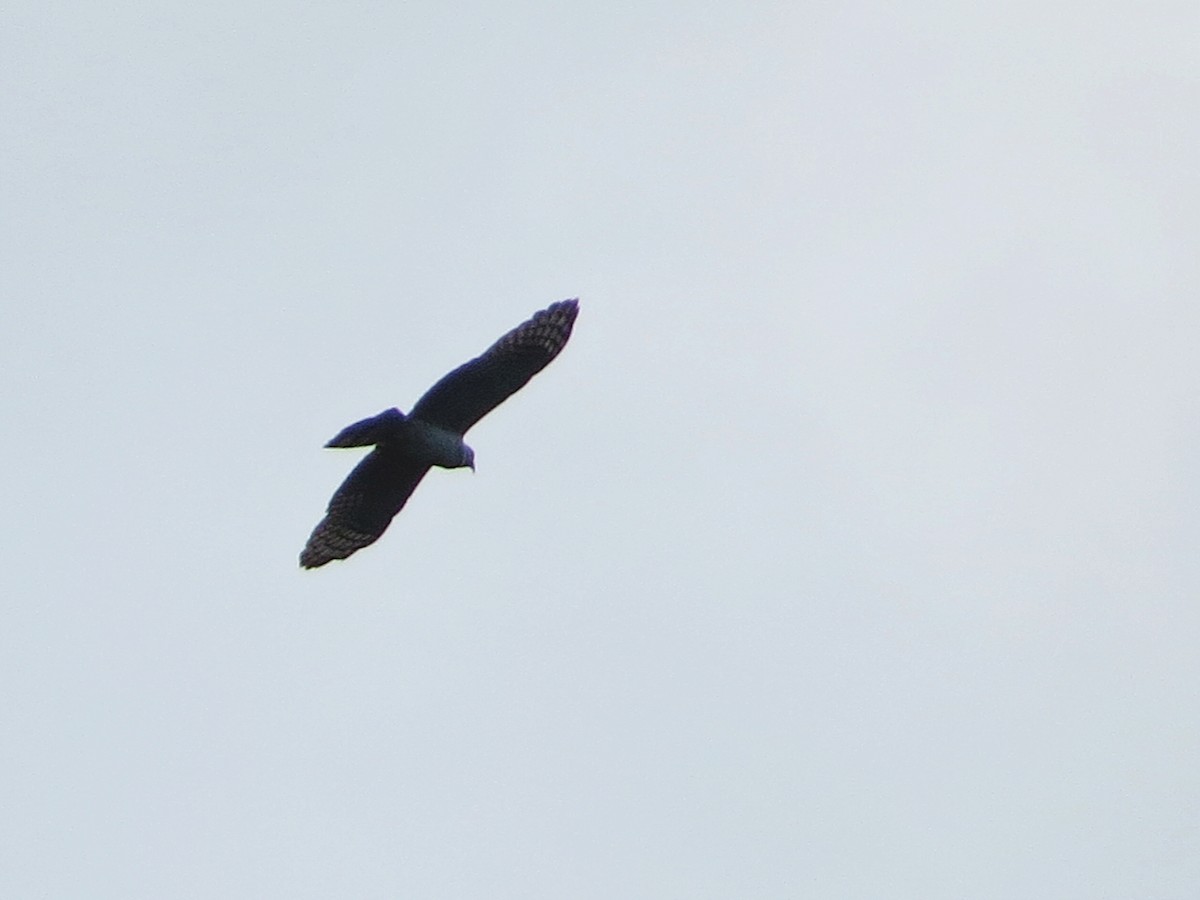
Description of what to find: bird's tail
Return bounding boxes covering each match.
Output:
[324,407,408,447]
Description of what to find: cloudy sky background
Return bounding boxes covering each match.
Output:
[3,2,1198,897]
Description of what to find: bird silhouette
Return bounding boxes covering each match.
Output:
[300,299,579,568]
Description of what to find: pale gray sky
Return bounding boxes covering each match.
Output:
[3,2,1198,898]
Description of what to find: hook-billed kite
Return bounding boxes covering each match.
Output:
[300,299,579,568]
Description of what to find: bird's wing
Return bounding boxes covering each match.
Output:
[409,299,578,435]
[300,447,431,568]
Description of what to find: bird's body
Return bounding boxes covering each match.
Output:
[300,299,578,568]
[325,409,471,467]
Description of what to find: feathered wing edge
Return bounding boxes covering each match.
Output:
[300,448,431,568]
[300,516,383,569]
[409,299,579,435]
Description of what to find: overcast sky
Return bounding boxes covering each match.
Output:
[3,2,1198,897]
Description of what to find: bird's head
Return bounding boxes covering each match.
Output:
[460,444,475,472]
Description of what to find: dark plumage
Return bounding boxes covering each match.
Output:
[300,299,578,568]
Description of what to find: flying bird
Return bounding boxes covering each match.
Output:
[300,299,579,568]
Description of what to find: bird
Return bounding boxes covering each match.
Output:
[300,299,579,568]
